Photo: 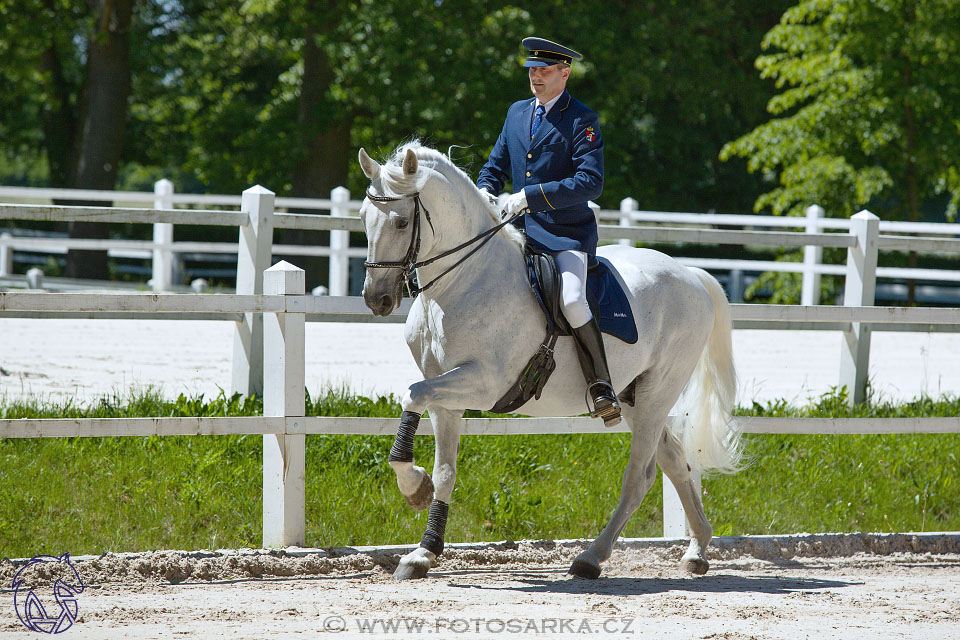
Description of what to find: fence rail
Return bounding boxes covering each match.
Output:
[4,414,959,440]
[1,188,957,404]
[4,183,960,306]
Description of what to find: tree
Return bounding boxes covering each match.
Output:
[720,0,960,223]
[0,0,138,279]
[543,0,792,213]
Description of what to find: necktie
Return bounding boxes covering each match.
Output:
[531,105,545,139]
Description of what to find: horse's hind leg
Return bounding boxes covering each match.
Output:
[657,429,712,575]
[569,402,665,579]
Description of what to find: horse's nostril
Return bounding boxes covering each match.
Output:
[379,295,393,312]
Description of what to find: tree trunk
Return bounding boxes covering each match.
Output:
[64,0,134,280]
[901,0,920,306]
[903,60,919,306]
[286,0,352,290]
[38,7,76,189]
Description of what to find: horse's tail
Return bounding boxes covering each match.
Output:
[670,268,742,474]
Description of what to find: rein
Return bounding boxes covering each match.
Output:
[363,188,520,296]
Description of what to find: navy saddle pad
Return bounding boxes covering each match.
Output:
[585,257,638,344]
[527,252,638,345]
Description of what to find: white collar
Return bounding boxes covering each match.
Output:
[535,92,563,116]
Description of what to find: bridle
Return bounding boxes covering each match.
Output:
[363,188,520,296]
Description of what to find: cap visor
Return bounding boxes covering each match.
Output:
[523,60,553,67]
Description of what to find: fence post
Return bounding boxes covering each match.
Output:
[152,179,175,291]
[839,209,879,406]
[619,198,637,247]
[262,261,306,548]
[329,187,350,297]
[663,470,700,538]
[232,185,275,397]
[0,232,12,277]
[801,204,824,305]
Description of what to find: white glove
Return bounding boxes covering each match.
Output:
[503,190,528,218]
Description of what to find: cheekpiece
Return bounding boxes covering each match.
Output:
[521,37,583,68]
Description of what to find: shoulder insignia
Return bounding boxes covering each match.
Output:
[585,126,597,143]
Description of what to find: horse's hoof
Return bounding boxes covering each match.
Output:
[568,557,601,579]
[394,561,431,580]
[681,556,709,575]
[394,548,434,580]
[402,474,434,511]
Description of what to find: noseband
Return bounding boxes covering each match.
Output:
[363,188,519,296]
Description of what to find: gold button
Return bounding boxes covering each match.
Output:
[526,171,531,177]
[527,154,532,159]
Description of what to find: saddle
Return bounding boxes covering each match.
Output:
[490,247,638,414]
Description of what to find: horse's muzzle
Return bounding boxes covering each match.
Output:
[362,273,404,316]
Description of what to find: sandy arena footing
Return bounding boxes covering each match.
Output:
[1,533,958,639]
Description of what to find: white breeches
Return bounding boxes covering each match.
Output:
[555,250,593,329]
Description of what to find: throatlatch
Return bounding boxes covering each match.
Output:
[419,500,449,555]
[389,411,421,462]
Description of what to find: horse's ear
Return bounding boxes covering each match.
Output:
[402,148,418,175]
[358,148,380,180]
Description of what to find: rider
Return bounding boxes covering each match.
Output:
[476,37,620,426]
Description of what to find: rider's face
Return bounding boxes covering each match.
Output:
[528,64,569,103]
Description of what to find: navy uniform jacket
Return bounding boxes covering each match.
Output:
[477,89,604,254]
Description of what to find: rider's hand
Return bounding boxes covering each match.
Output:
[503,190,528,218]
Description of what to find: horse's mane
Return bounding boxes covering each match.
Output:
[380,141,525,249]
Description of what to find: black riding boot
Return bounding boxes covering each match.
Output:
[571,319,621,427]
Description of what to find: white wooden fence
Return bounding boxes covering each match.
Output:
[4,182,960,303]
[1,275,959,545]
[2,186,960,545]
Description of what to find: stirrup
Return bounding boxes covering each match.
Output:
[588,382,622,427]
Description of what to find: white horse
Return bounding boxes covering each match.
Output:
[357,142,741,580]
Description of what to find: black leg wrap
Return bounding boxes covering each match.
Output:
[388,411,421,462]
[419,500,449,556]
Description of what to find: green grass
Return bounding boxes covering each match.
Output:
[0,387,957,557]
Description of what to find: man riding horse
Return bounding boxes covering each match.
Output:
[477,37,620,426]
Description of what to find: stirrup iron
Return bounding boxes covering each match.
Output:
[587,381,621,427]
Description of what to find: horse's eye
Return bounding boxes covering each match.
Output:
[396,217,409,230]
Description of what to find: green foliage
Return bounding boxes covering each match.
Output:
[720,0,960,221]
[1,1,792,216]
[0,387,957,556]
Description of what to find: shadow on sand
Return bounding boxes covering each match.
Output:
[445,571,858,596]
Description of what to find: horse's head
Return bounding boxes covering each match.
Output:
[357,146,429,316]
[357,143,523,316]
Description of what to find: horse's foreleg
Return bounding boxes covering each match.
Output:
[401,362,497,415]
[395,406,463,580]
[656,429,713,575]
[389,411,434,511]
[389,363,494,511]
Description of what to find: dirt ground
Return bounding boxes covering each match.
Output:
[1,533,957,639]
